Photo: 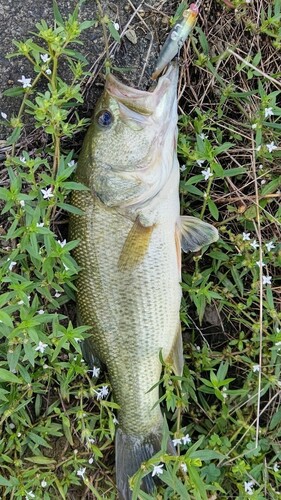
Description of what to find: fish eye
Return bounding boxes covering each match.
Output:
[96,109,113,128]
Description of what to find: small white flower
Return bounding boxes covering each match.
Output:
[36,222,44,227]
[266,142,277,153]
[8,260,17,271]
[273,463,279,472]
[35,341,48,353]
[256,145,262,152]
[196,159,205,167]
[1,112,7,119]
[88,437,95,444]
[261,179,266,185]
[250,239,259,250]
[256,261,265,268]
[40,53,50,63]
[18,75,32,88]
[68,160,76,167]
[17,432,21,437]
[19,200,25,207]
[41,187,54,200]
[265,241,275,252]
[88,457,94,464]
[202,167,213,181]
[152,464,164,477]
[251,123,257,129]
[242,232,251,241]
[96,385,109,399]
[19,155,26,163]
[221,387,228,399]
[45,68,52,75]
[113,414,119,425]
[244,481,254,494]
[262,275,272,286]
[91,366,100,378]
[199,133,208,140]
[37,309,44,315]
[180,463,187,473]
[245,0,252,4]
[113,22,120,31]
[77,467,86,479]
[25,492,35,499]
[258,164,263,170]
[58,239,67,248]
[54,291,61,298]
[252,364,260,372]
[180,164,186,172]
[172,438,182,446]
[18,300,24,305]
[182,433,192,445]
[41,480,47,488]
[264,107,274,118]
[9,422,15,429]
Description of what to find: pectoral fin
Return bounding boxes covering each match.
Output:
[177,216,219,253]
[118,218,155,271]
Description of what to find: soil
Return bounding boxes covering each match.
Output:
[0,0,179,140]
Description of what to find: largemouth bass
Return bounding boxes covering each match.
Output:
[69,64,218,498]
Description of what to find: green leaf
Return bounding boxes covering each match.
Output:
[6,127,22,146]
[222,167,247,177]
[0,368,22,384]
[63,49,88,63]
[189,449,225,461]
[108,21,121,42]
[25,455,57,465]
[53,0,64,25]
[231,266,244,296]
[3,86,25,97]
[0,310,14,328]
[80,20,95,31]
[61,181,89,191]
[208,199,219,220]
[57,202,85,215]
[7,345,22,373]
[62,415,74,445]
[261,177,281,196]
[214,142,233,155]
[184,185,204,197]
[269,407,281,430]
[0,476,12,487]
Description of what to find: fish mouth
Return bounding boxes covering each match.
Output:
[105,63,179,118]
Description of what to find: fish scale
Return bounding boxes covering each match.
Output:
[70,189,181,436]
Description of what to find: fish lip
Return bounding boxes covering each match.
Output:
[105,63,178,115]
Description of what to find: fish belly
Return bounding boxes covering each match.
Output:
[70,190,181,436]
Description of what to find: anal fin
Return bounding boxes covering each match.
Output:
[165,322,184,376]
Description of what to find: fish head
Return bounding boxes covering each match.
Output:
[78,64,179,208]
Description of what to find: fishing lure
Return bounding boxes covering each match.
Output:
[152,1,201,80]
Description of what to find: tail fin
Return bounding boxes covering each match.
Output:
[116,427,175,499]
